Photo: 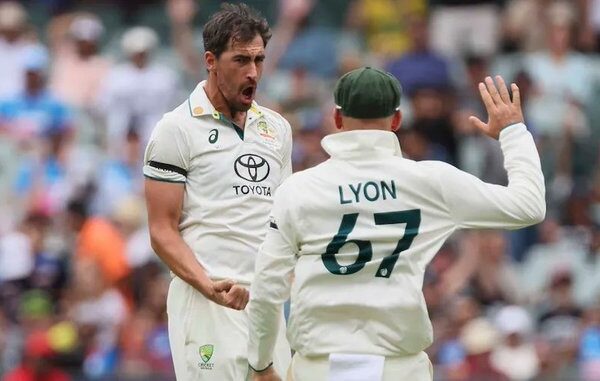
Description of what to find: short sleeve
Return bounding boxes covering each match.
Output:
[143,114,190,183]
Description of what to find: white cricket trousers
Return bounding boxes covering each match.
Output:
[167,276,291,380]
[286,351,433,381]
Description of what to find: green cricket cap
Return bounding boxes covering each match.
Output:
[334,66,402,119]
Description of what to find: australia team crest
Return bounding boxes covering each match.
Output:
[199,344,215,370]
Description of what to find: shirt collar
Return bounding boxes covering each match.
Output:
[188,80,263,120]
[321,130,402,159]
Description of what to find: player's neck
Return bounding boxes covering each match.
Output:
[340,117,395,132]
[204,78,247,127]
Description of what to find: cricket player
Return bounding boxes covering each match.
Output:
[247,68,545,381]
[144,3,292,380]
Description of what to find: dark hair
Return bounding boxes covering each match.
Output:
[202,2,271,58]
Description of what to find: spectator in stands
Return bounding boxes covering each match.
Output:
[0,216,35,322]
[50,15,111,110]
[91,129,143,218]
[65,198,130,288]
[429,0,502,58]
[12,134,77,218]
[345,0,426,61]
[97,26,180,153]
[535,267,583,378]
[119,266,171,378]
[521,217,588,304]
[66,258,127,379]
[0,1,35,100]
[459,317,508,380]
[522,1,592,203]
[579,303,600,381]
[25,216,66,298]
[0,45,70,141]
[0,45,78,216]
[407,84,457,163]
[501,0,561,52]
[469,231,523,307]
[433,296,481,379]
[490,305,540,380]
[269,0,338,78]
[386,13,452,100]
[0,212,62,313]
[1,330,70,381]
[111,195,153,270]
[166,0,204,82]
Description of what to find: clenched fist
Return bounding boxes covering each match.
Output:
[204,279,249,310]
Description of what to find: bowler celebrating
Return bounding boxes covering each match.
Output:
[144,3,292,380]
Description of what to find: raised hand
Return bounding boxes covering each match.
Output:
[469,75,524,140]
[167,0,197,26]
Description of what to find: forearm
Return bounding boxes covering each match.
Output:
[150,227,212,294]
[441,124,545,228]
[248,298,281,371]
[248,230,296,371]
[171,23,202,80]
[497,123,546,221]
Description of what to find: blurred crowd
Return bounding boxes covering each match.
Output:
[0,0,599,380]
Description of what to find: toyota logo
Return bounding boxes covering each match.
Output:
[234,154,270,182]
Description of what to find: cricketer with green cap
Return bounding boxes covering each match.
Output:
[248,70,545,381]
[334,66,402,119]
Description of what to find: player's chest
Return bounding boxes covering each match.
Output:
[185,119,284,197]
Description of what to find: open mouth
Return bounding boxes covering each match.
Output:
[241,86,255,102]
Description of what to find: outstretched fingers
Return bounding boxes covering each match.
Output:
[478,82,496,111]
[495,75,511,104]
[484,76,502,106]
[511,83,521,108]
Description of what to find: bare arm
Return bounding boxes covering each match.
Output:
[263,0,314,75]
[145,179,248,310]
[167,0,203,81]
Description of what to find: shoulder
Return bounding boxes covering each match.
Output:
[411,159,457,179]
[417,159,451,171]
[157,102,192,130]
[149,104,193,142]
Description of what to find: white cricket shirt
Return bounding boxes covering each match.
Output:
[248,124,545,370]
[143,81,292,284]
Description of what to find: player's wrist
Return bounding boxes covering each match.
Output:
[250,361,273,374]
[190,274,216,299]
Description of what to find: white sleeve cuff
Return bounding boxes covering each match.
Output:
[499,123,527,140]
